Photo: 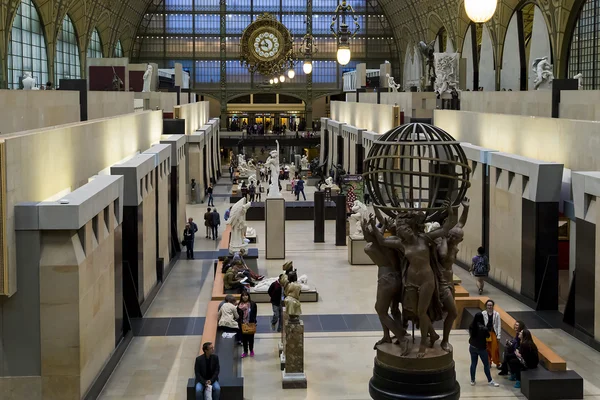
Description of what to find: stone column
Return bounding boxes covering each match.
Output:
[282,318,307,389]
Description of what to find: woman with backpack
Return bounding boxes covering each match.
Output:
[471,247,490,295]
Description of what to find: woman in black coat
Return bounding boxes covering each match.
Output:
[468,313,500,387]
[508,329,539,388]
[237,290,258,358]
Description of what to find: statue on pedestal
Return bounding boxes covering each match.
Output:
[22,72,35,90]
[265,141,281,198]
[142,64,153,92]
[418,40,436,90]
[386,73,401,92]
[226,197,252,253]
[532,56,554,90]
[349,201,369,239]
[283,271,302,322]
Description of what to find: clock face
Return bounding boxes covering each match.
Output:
[251,30,282,60]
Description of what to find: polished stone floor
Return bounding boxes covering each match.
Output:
[98,175,600,400]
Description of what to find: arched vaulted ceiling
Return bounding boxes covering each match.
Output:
[0,0,590,84]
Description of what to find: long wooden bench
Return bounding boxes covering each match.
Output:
[454,297,566,371]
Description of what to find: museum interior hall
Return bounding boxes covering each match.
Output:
[4,0,600,400]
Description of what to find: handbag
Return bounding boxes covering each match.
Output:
[241,322,257,334]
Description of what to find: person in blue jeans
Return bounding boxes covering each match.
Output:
[194,342,221,399]
[207,184,215,206]
[295,177,306,201]
[211,208,221,240]
[268,275,283,332]
[468,312,500,387]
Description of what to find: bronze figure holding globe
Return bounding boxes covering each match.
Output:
[362,123,471,400]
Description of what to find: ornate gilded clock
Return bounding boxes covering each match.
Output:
[240,13,295,76]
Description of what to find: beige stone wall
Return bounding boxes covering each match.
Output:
[0,376,42,400]
[87,92,134,120]
[559,90,600,121]
[39,205,116,399]
[352,92,437,120]
[459,91,552,118]
[134,92,177,113]
[157,166,170,264]
[0,90,80,135]
[142,177,158,299]
[330,101,395,134]
[2,110,162,296]
[178,151,187,242]
[488,166,523,293]
[457,158,484,266]
[434,110,600,172]
[173,101,210,135]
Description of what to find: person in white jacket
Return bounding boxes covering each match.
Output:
[482,299,501,367]
[218,295,240,342]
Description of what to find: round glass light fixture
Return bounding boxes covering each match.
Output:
[465,0,497,23]
[274,77,279,84]
[337,45,351,66]
[303,61,313,74]
[269,78,274,84]
[280,75,285,82]
[287,69,295,79]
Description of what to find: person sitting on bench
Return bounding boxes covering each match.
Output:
[231,250,264,281]
[223,268,250,293]
[508,328,539,389]
[194,342,221,400]
[498,320,526,375]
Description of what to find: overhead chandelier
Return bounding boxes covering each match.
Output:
[330,0,360,66]
[465,0,497,23]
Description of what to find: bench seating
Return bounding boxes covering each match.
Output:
[188,227,244,400]
[455,298,583,400]
[454,285,469,298]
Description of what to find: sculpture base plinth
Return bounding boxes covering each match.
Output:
[282,320,306,389]
[369,342,460,400]
[348,237,372,265]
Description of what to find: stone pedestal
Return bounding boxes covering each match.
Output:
[369,342,460,400]
[348,237,372,265]
[266,198,286,259]
[282,319,307,389]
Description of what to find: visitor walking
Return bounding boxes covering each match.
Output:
[471,247,490,294]
[256,182,263,201]
[207,184,215,206]
[183,223,195,259]
[194,342,221,400]
[268,275,283,332]
[468,313,500,387]
[204,208,212,238]
[295,176,306,200]
[483,299,501,368]
[211,208,221,240]
[237,290,258,358]
[188,217,198,235]
[248,182,256,202]
[507,329,539,388]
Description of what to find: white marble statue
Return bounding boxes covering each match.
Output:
[289,163,296,178]
[386,73,401,92]
[434,52,460,96]
[226,197,252,253]
[142,65,153,92]
[237,155,256,177]
[349,201,369,239]
[300,155,309,171]
[323,177,340,191]
[22,72,35,90]
[248,174,257,186]
[252,274,311,293]
[574,73,583,90]
[246,226,256,238]
[265,141,281,198]
[532,57,554,90]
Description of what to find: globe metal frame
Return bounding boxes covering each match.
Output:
[362,123,471,221]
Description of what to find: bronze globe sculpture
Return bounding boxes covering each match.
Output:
[362,123,470,400]
[363,122,470,222]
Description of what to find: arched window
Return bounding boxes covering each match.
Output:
[7,0,48,89]
[568,0,600,89]
[114,40,123,57]
[55,15,81,84]
[87,28,103,58]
